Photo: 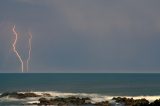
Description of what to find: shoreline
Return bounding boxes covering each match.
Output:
[1,91,160,106]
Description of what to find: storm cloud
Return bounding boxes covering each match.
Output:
[0,0,160,72]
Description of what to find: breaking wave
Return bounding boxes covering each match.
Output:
[1,91,160,104]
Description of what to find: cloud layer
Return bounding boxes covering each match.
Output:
[0,0,160,72]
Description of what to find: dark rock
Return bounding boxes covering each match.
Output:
[150,99,160,106]
[37,96,91,105]
[42,93,52,97]
[0,92,40,99]
[39,97,54,105]
[133,98,149,106]
[0,92,17,97]
[22,92,40,98]
[66,96,91,105]
[95,101,110,106]
[112,97,134,106]
[112,97,149,106]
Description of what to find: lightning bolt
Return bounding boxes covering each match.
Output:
[12,25,24,72]
[27,31,32,72]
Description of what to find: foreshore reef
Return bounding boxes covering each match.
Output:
[1,92,160,106]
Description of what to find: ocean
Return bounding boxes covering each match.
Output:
[0,73,160,105]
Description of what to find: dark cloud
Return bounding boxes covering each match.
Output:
[0,0,160,72]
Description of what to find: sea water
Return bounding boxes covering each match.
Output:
[0,73,160,105]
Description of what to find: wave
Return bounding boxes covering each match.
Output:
[20,91,160,103]
[1,91,160,104]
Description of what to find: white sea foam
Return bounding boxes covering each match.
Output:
[1,91,160,104]
[0,97,20,101]
[20,91,160,103]
[27,100,39,104]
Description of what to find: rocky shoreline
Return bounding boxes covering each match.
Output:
[1,92,160,106]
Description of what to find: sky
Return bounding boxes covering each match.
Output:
[0,0,160,73]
